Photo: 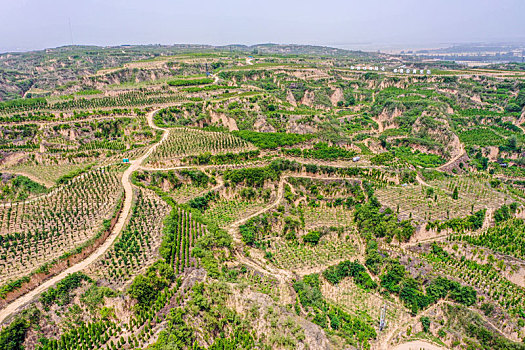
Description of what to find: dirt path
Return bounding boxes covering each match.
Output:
[223,175,295,303]
[225,174,359,244]
[381,298,506,350]
[0,170,53,188]
[380,300,449,350]
[481,207,494,231]
[416,174,431,187]
[228,176,286,244]
[222,173,364,304]
[139,160,271,172]
[0,114,135,128]
[0,185,61,208]
[0,109,169,325]
[512,113,525,134]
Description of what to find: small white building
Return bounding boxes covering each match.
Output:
[352,156,361,162]
[394,68,398,73]
[427,69,431,74]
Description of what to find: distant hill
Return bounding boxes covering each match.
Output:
[0,44,371,101]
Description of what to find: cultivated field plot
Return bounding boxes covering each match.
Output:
[40,115,156,150]
[0,166,122,285]
[203,198,269,228]
[146,127,255,166]
[169,184,213,204]
[86,188,171,288]
[376,176,509,222]
[4,163,91,186]
[322,278,410,333]
[166,206,208,274]
[269,236,357,271]
[238,268,280,302]
[421,249,525,317]
[102,145,150,165]
[303,203,356,227]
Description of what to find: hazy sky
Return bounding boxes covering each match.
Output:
[1,0,524,52]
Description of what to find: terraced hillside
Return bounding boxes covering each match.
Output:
[0,45,524,350]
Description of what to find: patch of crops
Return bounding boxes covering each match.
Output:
[0,166,122,286]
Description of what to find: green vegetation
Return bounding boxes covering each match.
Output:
[0,97,47,112]
[0,317,30,350]
[128,261,174,309]
[369,147,445,168]
[76,89,102,95]
[426,210,485,232]
[40,272,91,310]
[167,78,214,86]
[459,128,507,147]
[0,175,47,201]
[323,260,377,290]
[159,207,203,273]
[233,130,314,149]
[421,316,431,332]
[381,260,476,314]
[454,219,525,259]
[354,198,416,242]
[239,214,271,246]
[302,230,322,244]
[293,274,377,349]
[467,322,525,350]
[370,152,394,165]
[284,142,357,160]
[494,203,519,223]
[188,150,260,165]
[2,47,525,350]
[392,147,445,168]
[224,159,301,187]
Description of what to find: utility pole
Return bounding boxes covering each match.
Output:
[379,303,387,331]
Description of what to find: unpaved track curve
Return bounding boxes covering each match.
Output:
[381,299,506,350]
[224,174,362,304]
[226,176,295,304]
[0,109,168,325]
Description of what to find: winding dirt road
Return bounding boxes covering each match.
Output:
[0,109,169,325]
[225,175,296,303]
